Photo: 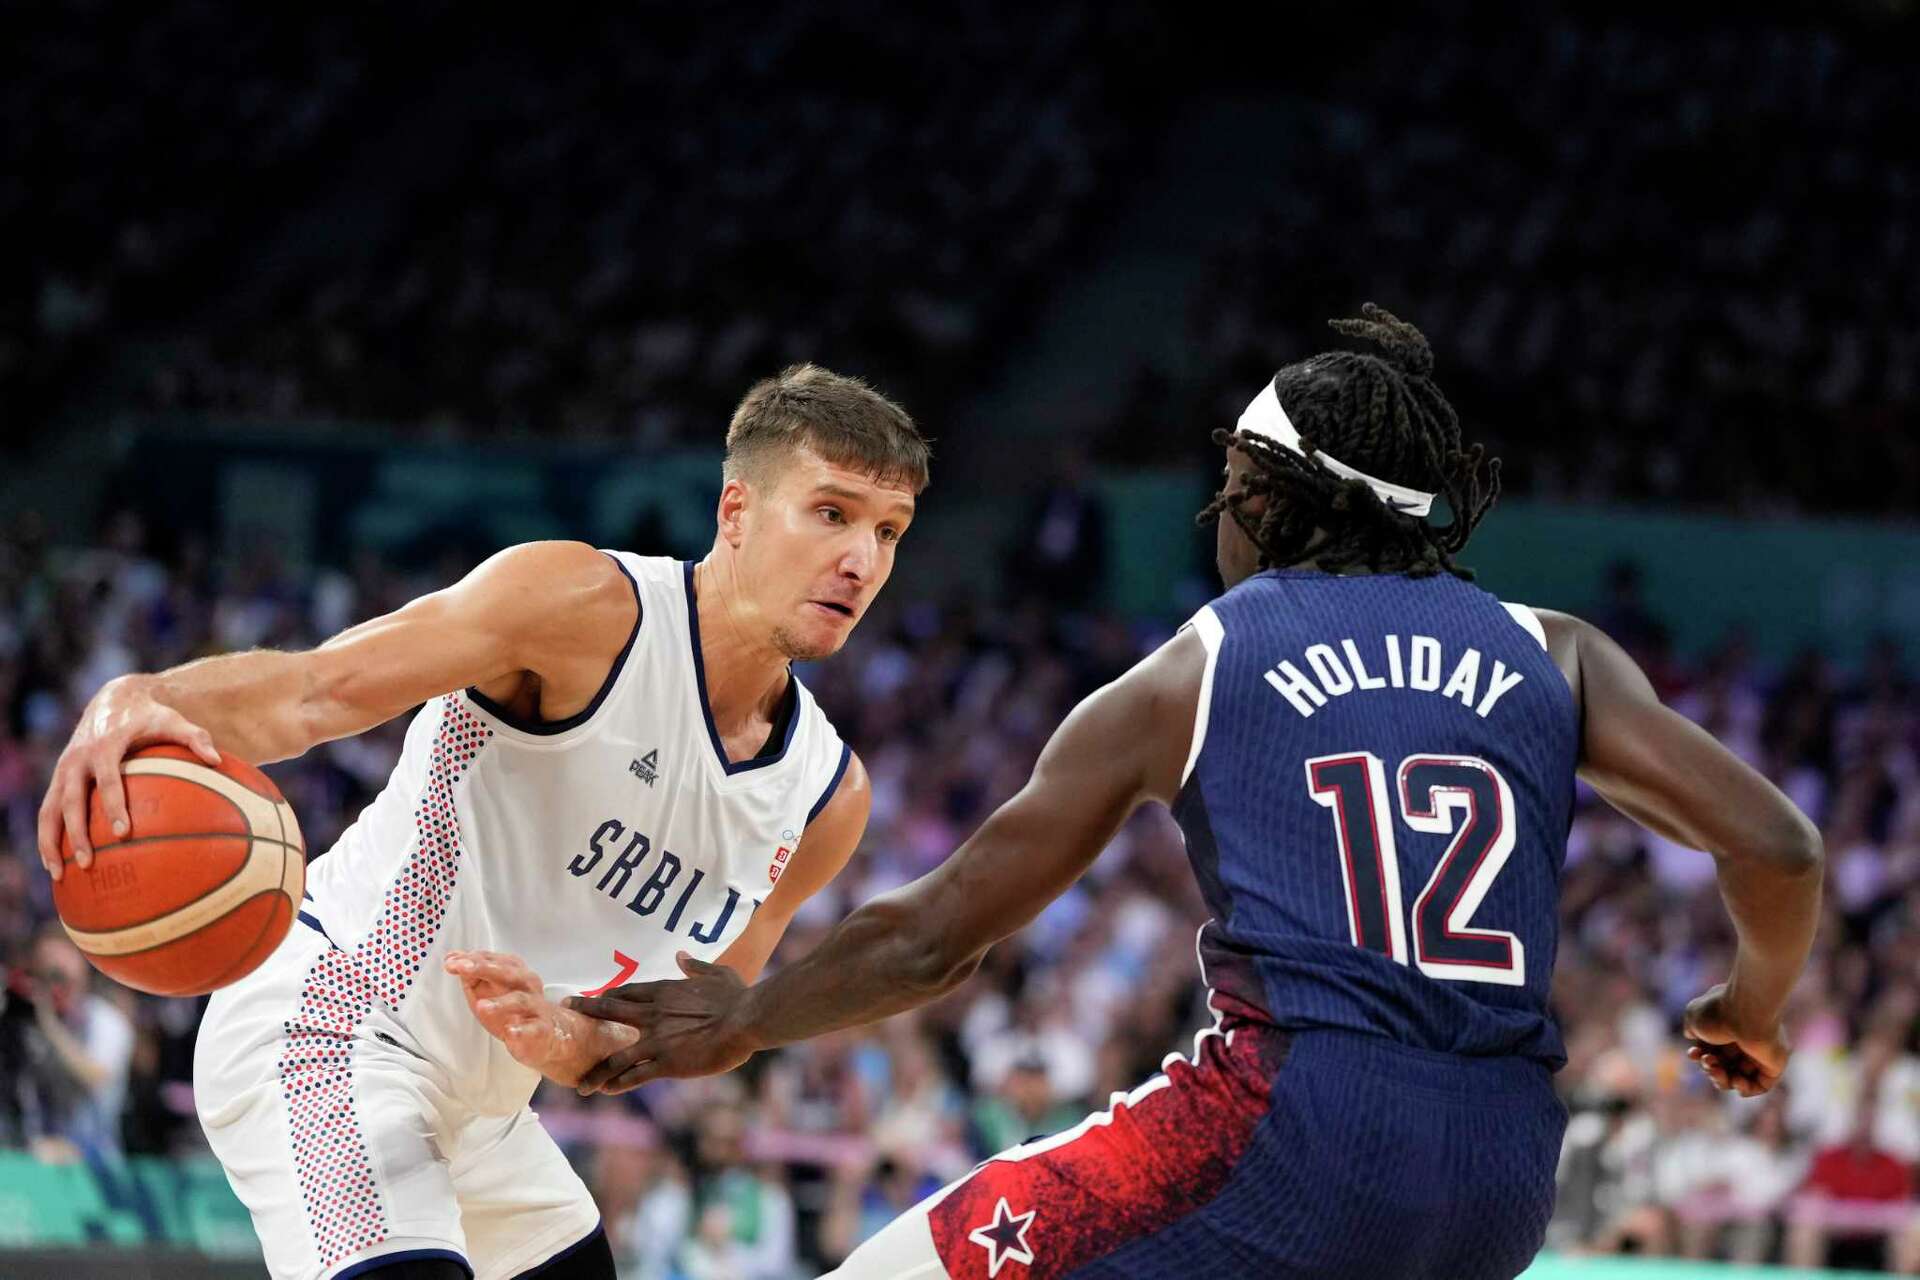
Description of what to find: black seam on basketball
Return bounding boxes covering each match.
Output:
[142,752,282,803]
[133,762,255,840]
[204,887,290,989]
[97,888,284,966]
[76,832,304,858]
[65,837,299,933]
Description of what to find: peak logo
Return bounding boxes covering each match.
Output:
[629,749,660,786]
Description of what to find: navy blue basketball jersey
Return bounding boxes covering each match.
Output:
[1173,569,1578,1068]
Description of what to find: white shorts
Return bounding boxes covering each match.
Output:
[194,921,600,1280]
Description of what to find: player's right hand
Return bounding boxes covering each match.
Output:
[36,674,220,881]
[1682,983,1789,1097]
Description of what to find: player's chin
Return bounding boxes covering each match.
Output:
[772,620,845,662]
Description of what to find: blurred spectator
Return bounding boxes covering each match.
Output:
[817,1153,946,1265]
[1,922,134,1160]
[1005,450,1110,610]
[1786,1057,1918,1271]
[600,1142,693,1280]
[964,977,1097,1105]
[1551,1049,1665,1254]
[1671,1097,1807,1264]
[969,1053,1086,1159]
[1595,561,1669,670]
[683,1104,797,1280]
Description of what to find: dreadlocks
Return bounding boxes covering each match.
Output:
[1199,303,1501,579]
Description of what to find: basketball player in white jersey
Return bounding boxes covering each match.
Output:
[35,364,931,1280]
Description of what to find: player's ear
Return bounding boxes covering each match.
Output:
[716,476,752,548]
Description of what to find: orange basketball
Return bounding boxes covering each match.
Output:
[51,745,305,996]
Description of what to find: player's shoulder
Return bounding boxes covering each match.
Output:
[460,541,637,641]
[596,550,685,589]
[1516,606,1588,662]
[488,539,618,577]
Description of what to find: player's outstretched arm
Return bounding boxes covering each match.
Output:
[37,540,635,879]
[566,627,1205,1092]
[1537,610,1823,1096]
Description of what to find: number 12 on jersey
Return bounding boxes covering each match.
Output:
[1305,752,1525,986]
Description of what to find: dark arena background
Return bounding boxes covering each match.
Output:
[4,2,1919,1276]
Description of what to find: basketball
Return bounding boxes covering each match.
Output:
[50,745,305,997]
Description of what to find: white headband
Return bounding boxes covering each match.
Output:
[1236,380,1437,517]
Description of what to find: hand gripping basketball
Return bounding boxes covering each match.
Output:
[45,740,305,997]
[37,674,221,881]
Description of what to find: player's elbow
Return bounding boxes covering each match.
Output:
[1770,808,1824,878]
[910,906,993,995]
[908,939,984,997]
[854,898,980,997]
[1742,805,1823,880]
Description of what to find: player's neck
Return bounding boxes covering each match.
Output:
[689,557,792,732]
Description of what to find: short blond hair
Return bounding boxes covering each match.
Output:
[725,364,930,493]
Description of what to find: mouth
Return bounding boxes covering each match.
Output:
[809,600,855,621]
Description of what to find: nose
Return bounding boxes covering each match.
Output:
[838,533,877,584]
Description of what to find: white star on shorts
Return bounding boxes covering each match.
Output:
[967,1196,1037,1277]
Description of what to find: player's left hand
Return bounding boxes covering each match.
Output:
[564,952,757,1094]
[445,949,638,1087]
[1682,983,1789,1097]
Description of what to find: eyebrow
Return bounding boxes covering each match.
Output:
[815,482,916,518]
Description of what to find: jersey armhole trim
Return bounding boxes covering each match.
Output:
[1179,605,1226,789]
[463,551,643,736]
[1502,601,1548,651]
[805,741,854,828]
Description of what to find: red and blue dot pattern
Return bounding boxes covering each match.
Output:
[277,702,493,1269]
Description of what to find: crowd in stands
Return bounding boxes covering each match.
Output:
[5,3,384,428]
[1104,13,1920,519]
[7,1,1129,441]
[17,6,1920,522]
[1,497,1917,1274]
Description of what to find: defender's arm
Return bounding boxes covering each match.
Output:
[568,628,1205,1090]
[1538,609,1822,1093]
[39,540,635,877]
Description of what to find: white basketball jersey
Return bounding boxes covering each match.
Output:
[299,552,851,1114]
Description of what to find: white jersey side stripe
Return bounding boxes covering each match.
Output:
[1501,601,1548,651]
[1180,605,1226,789]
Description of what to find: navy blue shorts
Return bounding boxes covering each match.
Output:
[925,1008,1566,1279]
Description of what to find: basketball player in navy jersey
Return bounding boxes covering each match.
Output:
[497,307,1821,1278]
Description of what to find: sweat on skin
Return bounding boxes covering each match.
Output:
[1262,634,1526,720]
